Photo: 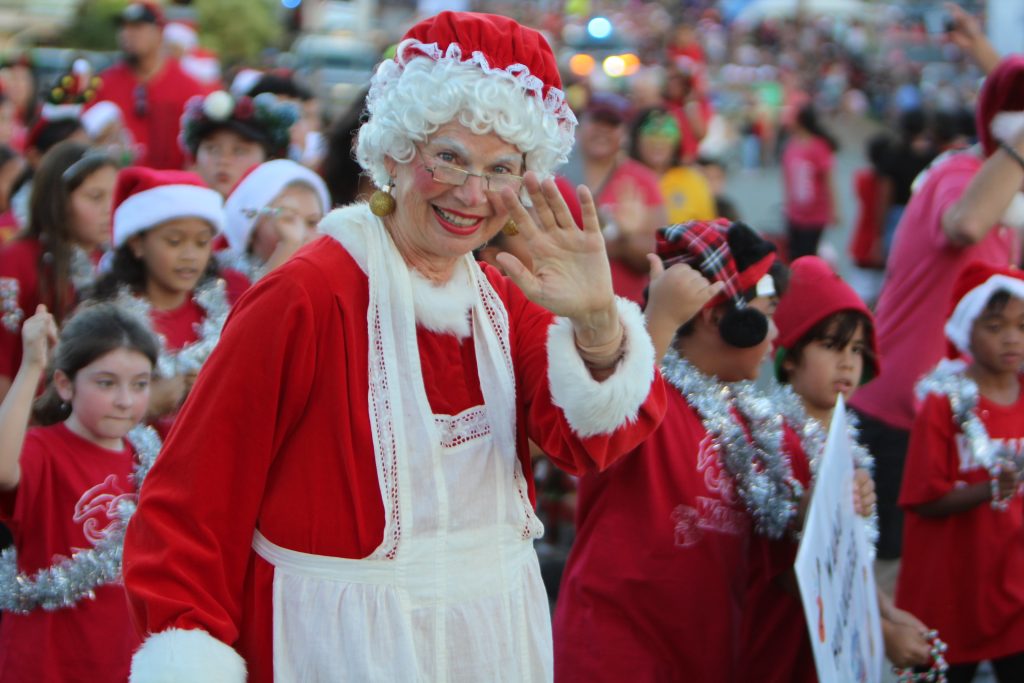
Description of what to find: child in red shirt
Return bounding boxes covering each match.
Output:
[740,256,934,681]
[897,262,1024,683]
[0,302,161,682]
[89,167,246,435]
[0,142,116,398]
[554,219,796,682]
[781,105,838,260]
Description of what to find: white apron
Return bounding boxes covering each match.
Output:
[253,213,550,682]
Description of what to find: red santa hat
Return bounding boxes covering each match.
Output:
[976,55,1024,157]
[223,159,330,254]
[112,167,224,247]
[772,256,880,382]
[396,11,576,132]
[945,261,1024,357]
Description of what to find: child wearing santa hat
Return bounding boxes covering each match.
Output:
[895,262,1024,682]
[180,89,298,198]
[554,219,796,682]
[740,255,935,680]
[90,167,246,434]
[219,159,330,285]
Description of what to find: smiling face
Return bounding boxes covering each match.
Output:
[68,165,117,251]
[129,217,215,308]
[384,121,523,275]
[785,318,867,418]
[56,347,152,450]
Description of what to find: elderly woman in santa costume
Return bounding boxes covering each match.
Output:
[122,12,668,683]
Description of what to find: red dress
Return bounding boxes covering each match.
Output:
[554,387,753,682]
[0,424,140,683]
[896,377,1024,664]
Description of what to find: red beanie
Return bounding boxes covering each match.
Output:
[112,167,224,247]
[945,261,1024,357]
[773,256,879,382]
[975,55,1024,156]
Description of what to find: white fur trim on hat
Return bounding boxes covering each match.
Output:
[129,628,246,683]
[546,297,657,438]
[40,102,82,121]
[223,159,329,253]
[82,101,124,139]
[945,273,1024,355]
[163,21,198,50]
[991,112,1024,146]
[114,185,225,247]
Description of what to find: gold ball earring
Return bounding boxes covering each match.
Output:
[369,182,396,217]
[502,219,518,236]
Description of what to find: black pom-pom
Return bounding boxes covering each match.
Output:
[726,221,775,271]
[719,306,768,348]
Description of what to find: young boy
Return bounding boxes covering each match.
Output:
[897,262,1024,683]
[553,219,794,681]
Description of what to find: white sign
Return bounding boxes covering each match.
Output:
[795,396,883,683]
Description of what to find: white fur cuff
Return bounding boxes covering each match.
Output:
[547,297,656,438]
[130,628,247,683]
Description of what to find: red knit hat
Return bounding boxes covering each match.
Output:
[112,167,224,247]
[772,256,879,382]
[396,12,575,131]
[945,261,1024,357]
[975,55,1024,157]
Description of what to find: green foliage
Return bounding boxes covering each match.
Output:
[195,0,282,67]
[60,0,130,51]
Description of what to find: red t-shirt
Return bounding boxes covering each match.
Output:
[849,168,885,269]
[554,387,752,682]
[782,136,834,227]
[596,160,664,306]
[738,424,817,683]
[896,377,1024,664]
[851,154,1020,431]
[0,423,140,682]
[93,59,206,170]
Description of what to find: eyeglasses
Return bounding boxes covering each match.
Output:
[418,148,524,193]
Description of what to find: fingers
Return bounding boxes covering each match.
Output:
[577,184,601,235]
[494,252,539,299]
[541,177,577,232]
[647,254,664,280]
[523,172,558,232]
[498,186,540,241]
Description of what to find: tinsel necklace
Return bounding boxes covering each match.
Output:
[0,424,162,613]
[661,349,801,539]
[115,277,231,379]
[773,383,880,550]
[916,362,1018,511]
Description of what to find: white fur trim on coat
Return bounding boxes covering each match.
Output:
[547,297,656,438]
[129,628,246,683]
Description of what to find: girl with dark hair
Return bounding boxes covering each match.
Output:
[0,302,161,682]
[89,166,246,434]
[781,104,840,260]
[0,141,117,400]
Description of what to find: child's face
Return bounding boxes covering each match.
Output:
[786,321,866,414]
[250,184,324,262]
[970,296,1024,375]
[68,165,116,251]
[195,129,267,198]
[131,218,215,302]
[723,294,779,382]
[58,348,152,448]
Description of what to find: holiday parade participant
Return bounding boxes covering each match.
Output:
[220,159,330,285]
[180,89,299,198]
[248,71,327,169]
[0,303,161,682]
[780,104,839,261]
[90,167,246,435]
[897,262,1024,683]
[851,55,1024,562]
[0,142,117,400]
[554,218,796,682]
[92,1,206,170]
[122,12,666,682]
[740,256,932,680]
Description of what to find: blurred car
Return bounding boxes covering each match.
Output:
[291,34,381,118]
[558,20,641,83]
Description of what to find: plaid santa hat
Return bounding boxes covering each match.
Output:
[112,167,224,247]
[655,219,777,348]
[945,261,1024,358]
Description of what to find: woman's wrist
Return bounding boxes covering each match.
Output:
[571,303,620,348]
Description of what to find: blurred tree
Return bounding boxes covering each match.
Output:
[195,0,282,66]
[60,0,129,51]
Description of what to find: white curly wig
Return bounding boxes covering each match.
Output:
[356,40,577,190]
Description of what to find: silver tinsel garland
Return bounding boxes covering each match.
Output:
[115,278,231,379]
[916,363,1016,511]
[772,384,880,553]
[216,250,268,286]
[68,245,98,294]
[661,350,800,539]
[0,425,162,613]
